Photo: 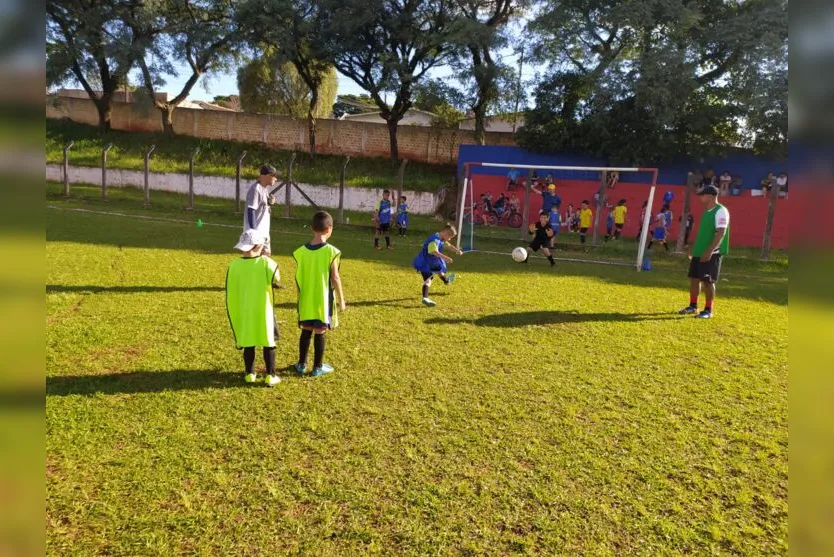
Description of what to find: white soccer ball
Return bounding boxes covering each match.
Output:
[511,247,528,263]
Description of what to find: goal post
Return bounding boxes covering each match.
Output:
[458,162,659,269]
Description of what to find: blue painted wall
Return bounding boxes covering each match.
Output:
[457,145,788,188]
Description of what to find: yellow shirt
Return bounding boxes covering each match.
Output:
[613,205,627,224]
[580,208,593,228]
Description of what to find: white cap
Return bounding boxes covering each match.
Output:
[234,229,265,252]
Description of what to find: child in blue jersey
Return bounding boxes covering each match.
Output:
[396,195,409,237]
[548,205,560,248]
[373,189,394,250]
[604,207,614,242]
[647,210,669,251]
[413,223,462,307]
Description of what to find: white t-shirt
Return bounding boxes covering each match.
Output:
[245,182,271,238]
[776,175,787,187]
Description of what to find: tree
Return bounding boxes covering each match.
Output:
[131,0,241,135]
[519,0,788,163]
[332,94,379,118]
[320,0,465,162]
[212,94,241,110]
[413,78,467,113]
[237,49,338,119]
[240,0,336,157]
[46,0,145,131]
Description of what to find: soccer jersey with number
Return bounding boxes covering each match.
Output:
[692,204,730,257]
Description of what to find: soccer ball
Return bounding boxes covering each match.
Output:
[511,247,528,262]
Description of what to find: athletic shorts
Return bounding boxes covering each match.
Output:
[688,254,723,283]
[530,238,548,252]
[615,223,624,230]
[377,222,391,232]
[653,227,666,241]
[579,227,589,234]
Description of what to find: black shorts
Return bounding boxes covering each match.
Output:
[377,222,391,232]
[615,223,624,230]
[688,254,723,283]
[579,227,589,234]
[530,237,548,252]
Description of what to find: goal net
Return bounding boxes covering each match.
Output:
[455,163,659,270]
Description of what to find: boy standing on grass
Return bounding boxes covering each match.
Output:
[225,229,281,387]
[548,205,561,248]
[526,211,556,267]
[679,185,730,319]
[396,195,409,237]
[647,210,669,252]
[373,189,394,250]
[612,199,627,239]
[579,200,593,245]
[244,165,278,256]
[413,223,462,307]
[292,211,346,377]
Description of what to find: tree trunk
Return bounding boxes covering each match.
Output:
[159,105,175,136]
[473,102,487,146]
[307,88,318,158]
[95,102,113,132]
[760,180,781,259]
[387,117,400,163]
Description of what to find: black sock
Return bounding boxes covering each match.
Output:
[647,241,653,250]
[580,235,586,244]
[374,237,379,247]
[547,255,555,264]
[263,347,275,375]
[385,235,391,247]
[422,284,429,298]
[313,333,326,369]
[298,329,312,366]
[664,242,669,252]
[440,275,449,284]
[243,347,256,374]
[402,228,406,236]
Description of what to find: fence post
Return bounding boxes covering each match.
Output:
[284,152,297,218]
[760,180,781,259]
[592,171,607,246]
[338,156,350,224]
[62,141,74,196]
[235,151,248,214]
[101,143,114,200]
[187,147,200,211]
[143,145,156,207]
[521,169,532,241]
[396,158,408,213]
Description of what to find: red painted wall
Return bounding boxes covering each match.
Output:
[471,176,789,249]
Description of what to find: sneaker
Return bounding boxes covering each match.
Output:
[244,373,260,383]
[387,245,394,250]
[695,309,713,319]
[678,306,698,315]
[292,362,307,375]
[422,297,437,307]
[445,273,456,285]
[374,245,382,251]
[310,364,334,377]
[264,374,281,387]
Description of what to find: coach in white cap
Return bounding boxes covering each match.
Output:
[244,164,278,255]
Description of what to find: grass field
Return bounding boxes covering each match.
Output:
[47,119,456,192]
[46,185,787,555]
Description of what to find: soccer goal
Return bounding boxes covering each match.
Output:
[455,162,659,270]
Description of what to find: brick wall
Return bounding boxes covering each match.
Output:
[46,96,518,164]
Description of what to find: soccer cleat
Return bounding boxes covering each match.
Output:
[421,297,437,307]
[387,245,394,250]
[695,310,713,319]
[310,364,334,377]
[374,245,382,251]
[445,273,456,284]
[264,374,281,387]
[678,306,698,315]
[244,373,259,383]
[293,362,307,374]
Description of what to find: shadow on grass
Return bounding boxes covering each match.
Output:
[47,284,224,294]
[47,369,243,396]
[274,295,446,310]
[426,310,680,328]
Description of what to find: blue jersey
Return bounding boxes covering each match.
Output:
[541,192,561,212]
[413,233,446,275]
[606,213,614,228]
[663,210,672,229]
[377,199,393,224]
[397,203,408,227]
[548,210,560,229]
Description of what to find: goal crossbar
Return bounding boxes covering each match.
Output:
[467,162,657,173]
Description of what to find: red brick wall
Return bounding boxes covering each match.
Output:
[46,96,517,164]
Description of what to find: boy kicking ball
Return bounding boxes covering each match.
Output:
[413,224,462,307]
[292,211,346,377]
[225,229,281,387]
[526,211,556,267]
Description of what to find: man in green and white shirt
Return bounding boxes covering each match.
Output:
[679,185,729,319]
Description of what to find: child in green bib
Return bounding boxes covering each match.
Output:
[292,211,346,377]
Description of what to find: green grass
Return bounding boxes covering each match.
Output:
[47,185,787,555]
[47,119,456,192]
